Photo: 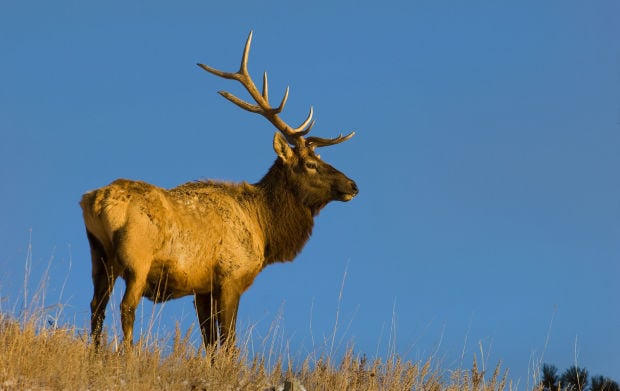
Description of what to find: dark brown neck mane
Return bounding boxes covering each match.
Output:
[256,160,319,265]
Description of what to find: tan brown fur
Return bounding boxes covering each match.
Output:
[81,133,357,348]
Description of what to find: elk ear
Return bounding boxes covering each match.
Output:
[273,132,294,162]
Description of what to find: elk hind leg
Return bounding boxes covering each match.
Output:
[88,232,117,347]
[120,269,148,347]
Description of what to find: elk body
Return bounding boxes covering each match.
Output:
[80,32,358,348]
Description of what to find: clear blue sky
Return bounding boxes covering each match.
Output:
[1,1,618,386]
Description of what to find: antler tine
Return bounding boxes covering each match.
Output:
[262,72,269,101]
[196,62,237,80]
[292,107,314,134]
[239,31,253,75]
[218,91,262,113]
[275,86,289,114]
[306,131,356,149]
[280,107,314,145]
[198,37,264,114]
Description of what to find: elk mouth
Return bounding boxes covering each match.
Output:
[335,181,358,202]
[339,192,356,202]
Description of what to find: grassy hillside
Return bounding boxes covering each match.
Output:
[0,249,522,390]
[0,312,522,391]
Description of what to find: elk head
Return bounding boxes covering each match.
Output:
[197,32,358,213]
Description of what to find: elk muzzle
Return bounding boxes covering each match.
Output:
[335,178,358,202]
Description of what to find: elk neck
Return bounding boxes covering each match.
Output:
[255,160,316,265]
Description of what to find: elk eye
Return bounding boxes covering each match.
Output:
[305,161,318,171]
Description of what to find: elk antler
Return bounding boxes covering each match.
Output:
[197,31,354,148]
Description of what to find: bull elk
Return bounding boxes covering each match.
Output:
[80,32,358,349]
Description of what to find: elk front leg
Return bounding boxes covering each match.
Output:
[195,293,219,348]
[217,287,241,345]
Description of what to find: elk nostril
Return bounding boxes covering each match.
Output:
[350,181,359,194]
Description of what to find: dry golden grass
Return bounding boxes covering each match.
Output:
[0,311,528,391]
[1,246,530,390]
